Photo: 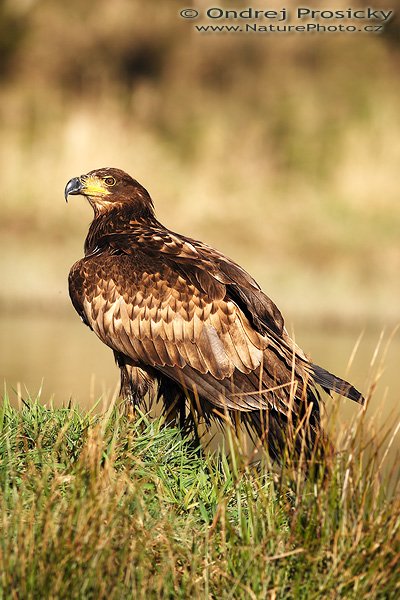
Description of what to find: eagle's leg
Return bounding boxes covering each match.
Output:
[157,376,187,429]
[113,352,155,418]
[157,377,203,452]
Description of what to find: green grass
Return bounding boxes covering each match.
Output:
[0,395,398,599]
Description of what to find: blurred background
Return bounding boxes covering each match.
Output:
[0,0,399,446]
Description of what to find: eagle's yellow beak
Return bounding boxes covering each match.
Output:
[64,175,111,202]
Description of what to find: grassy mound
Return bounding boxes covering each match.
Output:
[0,396,398,598]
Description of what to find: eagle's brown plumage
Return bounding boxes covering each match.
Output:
[66,167,364,461]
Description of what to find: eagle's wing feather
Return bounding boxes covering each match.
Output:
[75,252,272,381]
[70,249,304,414]
[103,225,285,336]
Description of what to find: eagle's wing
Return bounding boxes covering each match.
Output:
[107,227,362,406]
[69,226,306,415]
[102,224,285,336]
[74,257,272,402]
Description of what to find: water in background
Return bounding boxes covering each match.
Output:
[1,313,398,431]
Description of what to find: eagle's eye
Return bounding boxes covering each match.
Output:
[104,176,116,186]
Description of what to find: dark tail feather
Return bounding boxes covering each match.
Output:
[311,363,365,405]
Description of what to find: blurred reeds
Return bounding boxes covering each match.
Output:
[0,0,399,323]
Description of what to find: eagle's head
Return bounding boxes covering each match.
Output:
[65,167,155,218]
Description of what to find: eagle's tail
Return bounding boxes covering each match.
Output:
[311,363,365,405]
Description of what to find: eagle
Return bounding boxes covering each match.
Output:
[65,167,364,461]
